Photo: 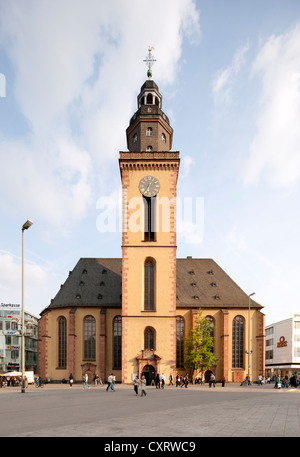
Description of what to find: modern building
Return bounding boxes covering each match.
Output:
[38,55,265,384]
[0,302,38,373]
[265,314,300,378]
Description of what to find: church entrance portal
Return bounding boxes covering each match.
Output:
[142,365,155,386]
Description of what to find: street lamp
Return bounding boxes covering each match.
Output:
[21,220,33,393]
[246,292,255,383]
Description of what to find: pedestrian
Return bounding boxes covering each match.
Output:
[161,373,165,389]
[274,374,280,388]
[209,373,216,388]
[258,374,262,385]
[133,375,139,395]
[83,373,90,389]
[169,374,173,386]
[140,375,147,396]
[176,374,180,387]
[155,373,160,389]
[106,373,115,392]
[69,373,74,387]
[221,375,225,387]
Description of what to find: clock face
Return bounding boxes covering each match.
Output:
[139,176,160,197]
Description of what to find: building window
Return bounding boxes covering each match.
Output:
[113,316,122,370]
[144,327,155,350]
[146,93,153,104]
[176,316,184,368]
[146,145,153,152]
[205,316,215,352]
[144,197,156,241]
[144,259,155,311]
[84,315,96,360]
[146,127,153,136]
[133,133,137,143]
[58,316,67,369]
[232,316,244,368]
[162,133,166,142]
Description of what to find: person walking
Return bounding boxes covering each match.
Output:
[69,373,74,387]
[209,373,216,388]
[161,373,165,389]
[169,374,173,386]
[155,373,160,389]
[140,375,147,396]
[106,373,115,392]
[221,375,225,387]
[133,375,139,395]
[83,373,90,389]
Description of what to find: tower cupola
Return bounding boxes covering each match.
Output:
[126,49,173,153]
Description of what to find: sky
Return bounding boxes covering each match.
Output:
[0,0,300,325]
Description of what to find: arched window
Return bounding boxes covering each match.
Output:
[176,316,184,368]
[146,145,153,152]
[84,315,96,360]
[133,132,137,143]
[113,316,122,369]
[144,327,155,350]
[144,259,155,311]
[205,316,215,353]
[146,93,153,104]
[144,196,156,241]
[58,316,67,368]
[146,127,153,136]
[162,133,166,142]
[232,316,244,368]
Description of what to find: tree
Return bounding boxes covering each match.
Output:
[184,310,220,379]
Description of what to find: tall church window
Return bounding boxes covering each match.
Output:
[84,315,96,360]
[232,316,244,368]
[144,259,155,311]
[113,316,122,369]
[176,316,184,368]
[144,197,155,241]
[205,316,215,352]
[58,316,67,368]
[144,327,155,350]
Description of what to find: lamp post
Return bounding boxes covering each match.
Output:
[21,220,33,393]
[247,292,255,382]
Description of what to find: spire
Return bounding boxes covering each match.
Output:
[143,46,156,79]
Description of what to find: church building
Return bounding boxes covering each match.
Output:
[38,52,265,385]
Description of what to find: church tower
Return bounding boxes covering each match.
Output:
[119,49,180,384]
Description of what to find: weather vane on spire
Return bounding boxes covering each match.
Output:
[143,46,156,79]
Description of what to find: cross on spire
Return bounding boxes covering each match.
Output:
[143,46,156,79]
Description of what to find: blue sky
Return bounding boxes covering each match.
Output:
[1,0,300,325]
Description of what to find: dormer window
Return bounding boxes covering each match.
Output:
[146,127,153,136]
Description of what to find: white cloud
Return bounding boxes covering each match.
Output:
[0,252,47,310]
[244,24,300,188]
[212,41,250,105]
[0,0,201,229]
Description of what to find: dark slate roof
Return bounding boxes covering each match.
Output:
[41,257,262,314]
[176,258,262,309]
[43,258,122,313]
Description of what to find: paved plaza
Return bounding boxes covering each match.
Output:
[0,382,299,439]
